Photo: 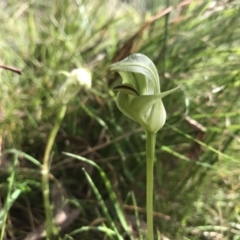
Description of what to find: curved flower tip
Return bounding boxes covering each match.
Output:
[59,67,92,104]
[111,53,179,133]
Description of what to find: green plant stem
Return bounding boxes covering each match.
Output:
[146,131,156,240]
[42,104,67,239]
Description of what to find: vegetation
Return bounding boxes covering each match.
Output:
[1,0,240,239]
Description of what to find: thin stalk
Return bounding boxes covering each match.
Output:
[42,104,67,239]
[146,131,156,240]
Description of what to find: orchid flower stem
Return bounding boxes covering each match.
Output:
[146,131,156,240]
[42,104,67,239]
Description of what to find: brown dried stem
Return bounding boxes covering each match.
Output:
[0,64,22,75]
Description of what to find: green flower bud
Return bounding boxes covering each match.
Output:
[59,68,92,104]
[110,53,179,133]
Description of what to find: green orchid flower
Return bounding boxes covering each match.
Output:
[110,53,179,133]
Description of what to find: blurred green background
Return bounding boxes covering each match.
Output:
[1,0,240,239]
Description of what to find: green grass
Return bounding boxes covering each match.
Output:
[1,0,240,239]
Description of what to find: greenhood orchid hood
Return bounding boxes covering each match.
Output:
[110,53,179,133]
